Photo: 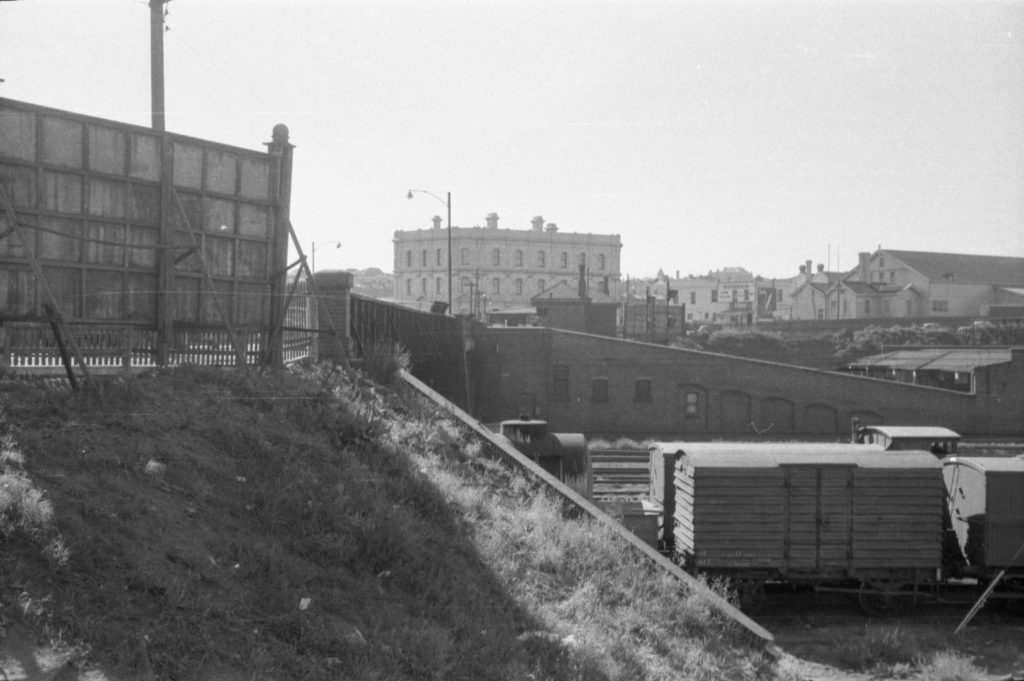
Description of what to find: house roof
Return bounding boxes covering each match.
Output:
[883,250,1024,286]
[850,347,1013,372]
[531,280,617,304]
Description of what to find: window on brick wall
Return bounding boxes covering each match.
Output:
[405,279,411,295]
[491,278,500,295]
[690,291,696,304]
[515,250,523,267]
[598,254,605,270]
[436,248,442,265]
[406,250,412,267]
[711,290,718,303]
[932,299,949,312]
[420,278,427,295]
[492,248,501,266]
[436,277,442,294]
[634,378,652,403]
[515,279,523,295]
[591,378,609,403]
[553,365,570,402]
[684,391,699,418]
[538,251,546,267]
[538,279,546,293]
[461,248,469,265]
[421,250,427,267]
[560,251,568,268]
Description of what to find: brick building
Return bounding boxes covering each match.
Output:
[393,213,622,316]
[469,327,1023,440]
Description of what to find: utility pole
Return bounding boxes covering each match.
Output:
[149,0,167,131]
[151,0,172,363]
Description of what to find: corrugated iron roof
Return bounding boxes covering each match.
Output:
[850,347,1012,372]
[650,442,941,469]
[530,280,617,304]
[883,250,1024,286]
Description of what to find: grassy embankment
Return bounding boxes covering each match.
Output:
[1,360,775,681]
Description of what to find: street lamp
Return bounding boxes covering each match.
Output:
[407,189,451,313]
[311,240,340,274]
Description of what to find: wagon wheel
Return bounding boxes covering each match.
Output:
[737,580,767,615]
[858,580,901,617]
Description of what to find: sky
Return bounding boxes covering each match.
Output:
[2,0,1022,279]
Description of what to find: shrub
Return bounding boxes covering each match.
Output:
[360,340,411,386]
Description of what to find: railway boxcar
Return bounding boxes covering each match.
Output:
[654,442,946,591]
[944,456,1024,571]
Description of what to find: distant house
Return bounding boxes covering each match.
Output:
[788,260,844,320]
[830,250,1024,320]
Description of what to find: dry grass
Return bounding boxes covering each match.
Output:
[0,361,774,680]
[826,625,991,680]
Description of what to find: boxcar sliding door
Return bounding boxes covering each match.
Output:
[782,465,855,574]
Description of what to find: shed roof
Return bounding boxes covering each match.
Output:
[531,280,617,304]
[859,426,961,440]
[850,347,1012,372]
[650,442,940,469]
[943,456,1024,474]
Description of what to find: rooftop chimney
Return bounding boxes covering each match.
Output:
[805,260,813,278]
[432,215,442,230]
[531,215,545,231]
[545,222,558,233]
[858,252,870,282]
[817,264,825,273]
[486,212,499,229]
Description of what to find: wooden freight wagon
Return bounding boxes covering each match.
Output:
[655,443,945,588]
[944,456,1024,570]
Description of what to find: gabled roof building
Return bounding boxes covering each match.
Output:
[795,249,1024,320]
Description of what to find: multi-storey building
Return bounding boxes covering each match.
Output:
[393,213,622,315]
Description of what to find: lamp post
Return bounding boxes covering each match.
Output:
[407,189,451,313]
[311,240,340,274]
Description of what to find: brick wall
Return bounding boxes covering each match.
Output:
[312,270,352,363]
[470,328,1024,439]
